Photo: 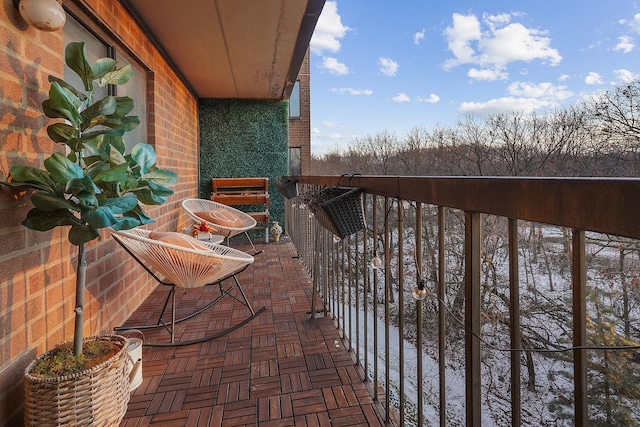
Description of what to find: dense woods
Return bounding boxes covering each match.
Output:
[309,81,640,425]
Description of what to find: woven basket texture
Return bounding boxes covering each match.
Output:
[24,334,130,427]
[275,179,298,199]
[309,187,365,238]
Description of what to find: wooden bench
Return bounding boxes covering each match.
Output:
[211,177,270,242]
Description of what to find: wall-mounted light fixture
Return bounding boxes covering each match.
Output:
[13,0,66,32]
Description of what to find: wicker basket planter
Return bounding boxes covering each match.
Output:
[24,334,130,427]
[275,178,298,199]
[308,187,365,238]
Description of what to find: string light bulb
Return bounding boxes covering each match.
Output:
[412,279,427,301]
[333,235,341,243]
[370,254,383,269]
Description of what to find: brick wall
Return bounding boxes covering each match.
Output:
[0,1,199,423]
[288,50,311,175]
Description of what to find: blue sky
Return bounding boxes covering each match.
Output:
[308,1,640,155]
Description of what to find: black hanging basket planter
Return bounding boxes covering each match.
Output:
[308,187,365,238]
[275,178,298,199]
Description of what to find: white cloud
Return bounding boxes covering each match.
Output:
[584,72,603,85]
[379,57,399,76]
[331,87,373,95]
[468,67,508,81]
[459,80,572,117]
[310,1,350,55]
[322,120,341,128]
[459,97,553,116]
[443,12,562,80]
[392,93,410,103]
[443,13,482,68]
[614,68,638,83]
[559,74,570,82]
[623,13,640,34]
[417,94,440,104]
[508,81,572,100]
[320,57,349,75]
[414,28,426,45]
[614,36,634,53]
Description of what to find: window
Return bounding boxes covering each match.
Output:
[63,15,148,154]
[63,16,108,101]
[289,80,300,118]
[116,53,148,152]
[289,147,301,176]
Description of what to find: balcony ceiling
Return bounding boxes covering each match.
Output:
[122,0,324,100]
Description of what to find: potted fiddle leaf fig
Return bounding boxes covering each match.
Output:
[3,41,177,426]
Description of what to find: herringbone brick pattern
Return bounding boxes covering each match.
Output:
[119,239,386,426]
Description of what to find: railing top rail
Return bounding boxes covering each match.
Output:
[294,175,640,240]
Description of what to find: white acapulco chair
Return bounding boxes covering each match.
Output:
[181,198,262,254]
[111,228,265,346]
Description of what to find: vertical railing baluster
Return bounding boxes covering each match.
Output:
[465,211,482,426]
[416,202,424,427]
[336,231,340,325]
[373,195,379,401]
[323,226,330,317]
[363,194,369,380]
[438,206,446,427]
[384,197,391,421]
[348,234,353,350]
[311,219,320,319]
[355,227,360,362]
[398,198,405,427]
[509,219,522,427]
[340,238,346,336]
[573,229,588,426]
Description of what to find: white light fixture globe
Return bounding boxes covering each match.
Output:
[18,0,66,32]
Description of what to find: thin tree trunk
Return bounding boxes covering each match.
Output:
[74,243,86,358]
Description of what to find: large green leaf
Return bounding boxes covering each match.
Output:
[31,192,80,212]
[65,175,101,197]
[48,75,87,102]
[109,146,128,166]
[44,152,83,184]
[69,224,100,246]
[135,189,167,205]
[114,97,134,116]
[65,42,95,92]
[9,166,53,188]
[102,195,139,214]
[75,190,99,208]
[84,160,110,179]
[83,205,118,228]
[109,216,141,231]
[81,96,117,129]
[22,208,79,231]
[125,205,155,225]
[91,58,116,80]
[47,82,83,125]
[146,180,175,197]
[93,163,130,183]
[143,167,178,187]
[42,99,70,120]
[102,115,140,133]
[47,123,77,143]
[131,144,155,174]
[99,65,133,87]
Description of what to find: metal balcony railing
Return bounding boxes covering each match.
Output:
[285,175,640,427]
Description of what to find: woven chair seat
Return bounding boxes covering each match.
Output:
[111,229,264,346]
[182,198,257,240]
[111,228,253,289]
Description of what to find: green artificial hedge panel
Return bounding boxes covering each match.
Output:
[199,99,289,231]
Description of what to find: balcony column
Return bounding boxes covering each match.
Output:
[572,229,588,426]
[464,211,482,426]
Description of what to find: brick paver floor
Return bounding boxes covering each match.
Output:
[119,238,386,426]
